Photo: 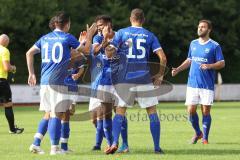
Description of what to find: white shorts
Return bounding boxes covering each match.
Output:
[70,95,78,104]
[97,85,116,103]
[113,83,159,108]
[88,97,101,111]
[39,85,72,113]
[185,87,214,106]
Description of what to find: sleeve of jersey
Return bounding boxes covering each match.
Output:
[93,35,101,45]
[152,35,162,53]
[187,43,192,60]
[215,45,224,62]
[110,30,122,49]
[34,39,41,51]
[2,48,10,61]
[68,34,81,50]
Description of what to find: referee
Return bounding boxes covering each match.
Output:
[0,34,24,134]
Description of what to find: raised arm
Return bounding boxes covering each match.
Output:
[77,23,97,54]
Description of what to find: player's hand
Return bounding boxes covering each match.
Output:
[102,25,110,39]
[79,31,87,44]
[171,67,179,77]
[72,73,80,81]
[152,74,163,86]
[28,74,36,86]
[11,65,16,73]
[200,64,212,70]
[86,23,97,37]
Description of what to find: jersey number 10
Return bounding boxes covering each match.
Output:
[127,38,146,59]
[42,42,63,63]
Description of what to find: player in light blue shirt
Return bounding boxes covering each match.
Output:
[172,19,225,144]
[107,9,167,154]
[26,11,96,155]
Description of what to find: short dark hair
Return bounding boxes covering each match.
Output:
[199,19,212,30]
[131,8,145,23]
[95,15,112,24]
[55,11,70,29]
[49,16,57,31]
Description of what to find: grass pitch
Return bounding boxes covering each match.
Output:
[0,102,240,160]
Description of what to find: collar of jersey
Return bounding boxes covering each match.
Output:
[54,28,64,32]
[131,26,143,28]
[198,38,211,45]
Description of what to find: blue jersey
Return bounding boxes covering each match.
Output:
[111,26,162,84]
[187,39,224,90]
[35,29,80,85]
[89,51,103,97]
[93,34,112,85]
[64,57,86,92]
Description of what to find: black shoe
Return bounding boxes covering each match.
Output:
[9,126,24,134]
[92,146,101,151]
[155,148,164,154]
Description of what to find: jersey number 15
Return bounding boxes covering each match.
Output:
[127,38,146,59]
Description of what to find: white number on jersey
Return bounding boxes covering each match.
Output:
[42,42,63,63]
[127,38,146,59]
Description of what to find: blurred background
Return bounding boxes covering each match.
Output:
[0,0,239,85]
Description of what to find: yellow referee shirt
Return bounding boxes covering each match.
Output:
[0,45,10,79]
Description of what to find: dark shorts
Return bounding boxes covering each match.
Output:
[0,78,12,103]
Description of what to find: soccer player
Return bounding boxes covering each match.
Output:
[171,19,225,144]
[92,15,130,153]
[26,11,96,155]
[29,51,86,155]
[0,34,24,134]
[106,8,167,154]
[29,16,87,154]
[92,15,115,151]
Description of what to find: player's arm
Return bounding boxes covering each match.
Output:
[200,60,225,70]
[2,60,16,73]
[93,43,102,55]
[26,46,39,86]
[2,49,16,73]
[172,58,191,77]
[72,66,85,81]
[153,49,167,85]
[77,23,97,54]
[200,45,225,70]
[93,25,113,56]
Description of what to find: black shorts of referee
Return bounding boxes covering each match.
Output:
[0,78,12,104]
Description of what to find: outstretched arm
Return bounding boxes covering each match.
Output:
[171,58,191,77]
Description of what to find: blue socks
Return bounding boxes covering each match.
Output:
[95,120,104,147]
[112,114,124,145]
[103,119,112,146]
[189,113,202,136]
[33,119,49,146]
[149,113,160,151]
[121,116,128,146]
[48,117,62,146]
[60,121,70,151]
[202,114,211,141]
